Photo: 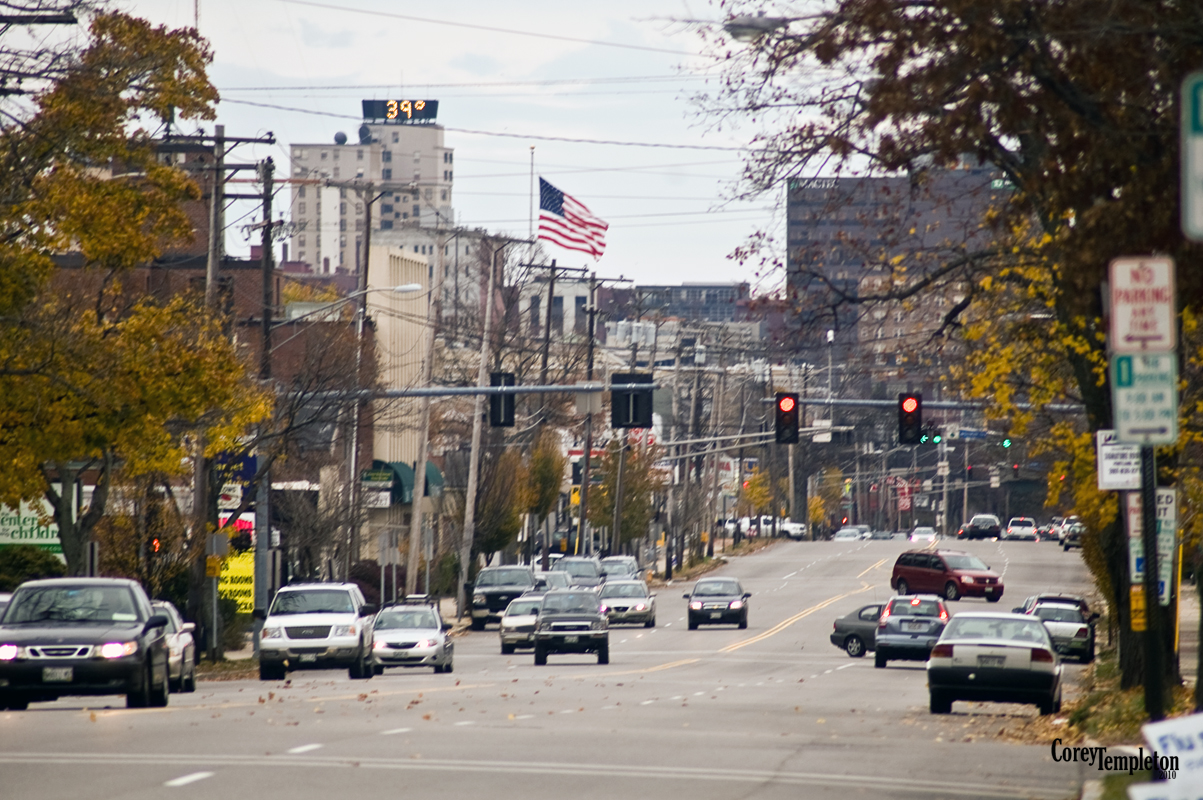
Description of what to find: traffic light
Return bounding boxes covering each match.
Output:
[611,372,653,428]
[1012,463,1020,478]
[898,393,922,444]
[966,465,974,480]
[1002,437,1012,448]
[489,372,515,427]
[571,461,583,485]
[775,392,800,444]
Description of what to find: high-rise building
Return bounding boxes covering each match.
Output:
[287,99,455,276]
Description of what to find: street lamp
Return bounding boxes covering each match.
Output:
[723,14,794,41]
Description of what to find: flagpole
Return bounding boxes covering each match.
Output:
[529,146,535,242]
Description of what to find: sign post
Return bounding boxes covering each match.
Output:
[1182,71,1203,241]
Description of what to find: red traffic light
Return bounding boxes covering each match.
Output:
[901,396,918,414]
[778,396,796,413]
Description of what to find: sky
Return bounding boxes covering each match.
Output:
[126,0,786,292]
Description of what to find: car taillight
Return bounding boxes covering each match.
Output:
[1074,627,1088,639]
[931,644,953,658]
[1031,648,1055,663]
[939,608,949,622]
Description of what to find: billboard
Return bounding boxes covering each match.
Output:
[0,501,62,555]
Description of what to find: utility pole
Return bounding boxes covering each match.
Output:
[253,156,275,653]
[205,125,225,310]
[707,367,724,558]
[575,274,598,556]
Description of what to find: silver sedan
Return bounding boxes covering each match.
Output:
[371,605,454,674]
[598,580,656,627]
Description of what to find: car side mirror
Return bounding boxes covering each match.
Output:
[743,592,752,599]
[1089,612,1100,623]
[359,604,378,617]
[682,593,690,599]
[181,622,196,634]
[1011,607,1024,614]
[143,614,168,633]
[442,621,452,631]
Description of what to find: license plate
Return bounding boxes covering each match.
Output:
[977,655,1005,667]
[902,621,927,632]
[298,654,317,663]
[710,612,722,619]
[42,667,72,683]
[564,635,578,644]
[985,587,995,593]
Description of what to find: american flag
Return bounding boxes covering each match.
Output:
[538,178,608,259]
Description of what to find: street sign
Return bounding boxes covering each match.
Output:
[989,475,1000,489]
[1143,712,1203,785]
[1129,585,1146,632]
[1127,489,1177,605]
[1108,256,1177,352]
[936,461,949,477]
[1096,429,1141,491]
[957,429,988,440]
[1111,353,1178,445]
[1183,71,1203,241]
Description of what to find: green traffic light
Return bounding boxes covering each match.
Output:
[932,434,942,443]
[1002,438,1012,448]
[919,434,929,444]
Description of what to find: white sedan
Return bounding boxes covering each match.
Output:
[927,611,1062,715]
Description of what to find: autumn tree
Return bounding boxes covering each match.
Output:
[525,427,567,568]
[587,439,667,552]
[700,0,1203,689]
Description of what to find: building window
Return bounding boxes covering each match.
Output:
[333,150,340,160]
[333,167,339,178]
[413,150,421,163]
[441,190,447,201]
[392,132,399,143]
[424,188,432,200]
[380,220,393,230]
[339,219,346,231]
[414,245,420,253]
[320,151,328,160]
[575,296,587,333]
[294,149,306,160]
[339,235,346,247]
[339,188,346,199]
[447,172,452,182]
[340,202,346,215]
[382,151,392,162]
[381,204,393,214]
[529,295,541,334]
[298,203,306,215]
[382,169,392,180]
[402,212,408,219]
[355,203,362,214]
[298,235,306,247]
[297,185,306,198]
[355,219,363,231]
[413,205,420,217]
[357,149,363,160]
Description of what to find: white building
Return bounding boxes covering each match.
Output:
[288,99,455,275]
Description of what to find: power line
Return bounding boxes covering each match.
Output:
[274,0,710,57]
[221,75,713,92]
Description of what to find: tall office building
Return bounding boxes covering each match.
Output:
[287,99,455,275]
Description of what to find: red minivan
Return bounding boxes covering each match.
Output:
[890,549,1004,602]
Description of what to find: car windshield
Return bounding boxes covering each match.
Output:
[541,592,599,614]
[475,569,533,588]
[913,528,935,535]
[505,600,543,616]
[5,585,141,624]
[971,516,999,525]
[1034,606,1083,623]
[270,590,355,615]
[375,610,438,630]
[552,560,599,578]
[694,580,740,597]
[942,617,1051,644]
[152,604,180,633]
[943,554,989,571]
[600,583,648,599]
[889,598,942,617]
[1010,519,1034,527]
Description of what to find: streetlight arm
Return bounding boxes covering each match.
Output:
[270,284,423,330]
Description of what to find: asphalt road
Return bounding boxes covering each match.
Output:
[0,538,1102,800]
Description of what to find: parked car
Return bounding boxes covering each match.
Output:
[471,566,537,630]
[958,514,1002,540]
[875,595,950,668]
[1062,523,1086,551]
[499,595,544,654]
[371,600,453,673]
[927,611,1062,715]
[533,589,609,665]
[829,602,884,657]
[0,578,171,710]
[1004,517,1038,541]
[891,549,1004,602]
[151,600,196,693]
[599,580,655,627]
[685,578,750,630]
[1029,602,1095,662]
[258,582,376,681]
[1014,594,1094,618]
[550,557,603,588]
[781,520,808,540]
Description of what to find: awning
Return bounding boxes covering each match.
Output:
[366,460,444,506]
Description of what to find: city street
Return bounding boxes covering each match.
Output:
[0,539,1099,799]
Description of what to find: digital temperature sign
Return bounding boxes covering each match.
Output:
[362,99,439,124]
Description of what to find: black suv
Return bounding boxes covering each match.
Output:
[958,514,1002,540]
[533,589,609,665]
[471,566,536,630]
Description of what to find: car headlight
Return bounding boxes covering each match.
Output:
[599,604,609,614]
[689,601,702,610]
[373,639,389,651]
[962,576,975,584]
[634,603,647,611]
[537,621,552,632]
[729,600,744,610]
[98,642,138,659]
[415,639,437,648]
[331,624,357,637]
[0,644,20,660]
[261,627,284,640]
[473,594,486,605]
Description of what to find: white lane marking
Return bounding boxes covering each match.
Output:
[381,728,412,735]
[560,709,575,714]
[601,706,619,710]
[454,721,474,726]
[823,669,833,674]
[640,700,655,705]
[515,714,534,720]
[620,639,628,644]
[837,663,854,670]
[165,772,214,787]
[670,695,683,700]
[287,744,323,754]
[693,691,704,696]
[783,571,798,579]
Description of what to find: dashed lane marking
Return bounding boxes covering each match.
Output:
[286,744,322,755]
[165,772,214,787]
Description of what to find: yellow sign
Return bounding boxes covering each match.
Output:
[1130,585,1146,632]
[220,551,255,613]
[571,487,580,505]
[701,531,709,544]
[205,555,222,578]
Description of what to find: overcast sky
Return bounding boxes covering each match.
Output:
[126,0,785,291]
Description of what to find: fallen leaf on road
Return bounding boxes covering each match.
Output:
[89,712,97,723]
[422,714,432,721]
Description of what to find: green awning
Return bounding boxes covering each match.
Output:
[367,460,444,505]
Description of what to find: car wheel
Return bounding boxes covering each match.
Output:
[349,651,371,680]
[150,663,170,708]
[644,617,655,629]
[1038,695,1057,715]
[126,663,151,708]
[943,582,960,601]
[844,635,866,658]
[874,652,887,669]
[182,660,197,693]
[501,642,515,655]
[985,594,1001,603]
[929,691,952,714]
[597,643,609,665]
[1063,544,1070,552]
[738,615,748,630]
[433,663,444,674]
[471,618,486,631]
[534,644,547,666]
[1083,640,1095,664]
[444,659,453,674]
[687,618,698,631]
[0,693,29,711]
[896,579,909,596]
[259,661,285,681]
